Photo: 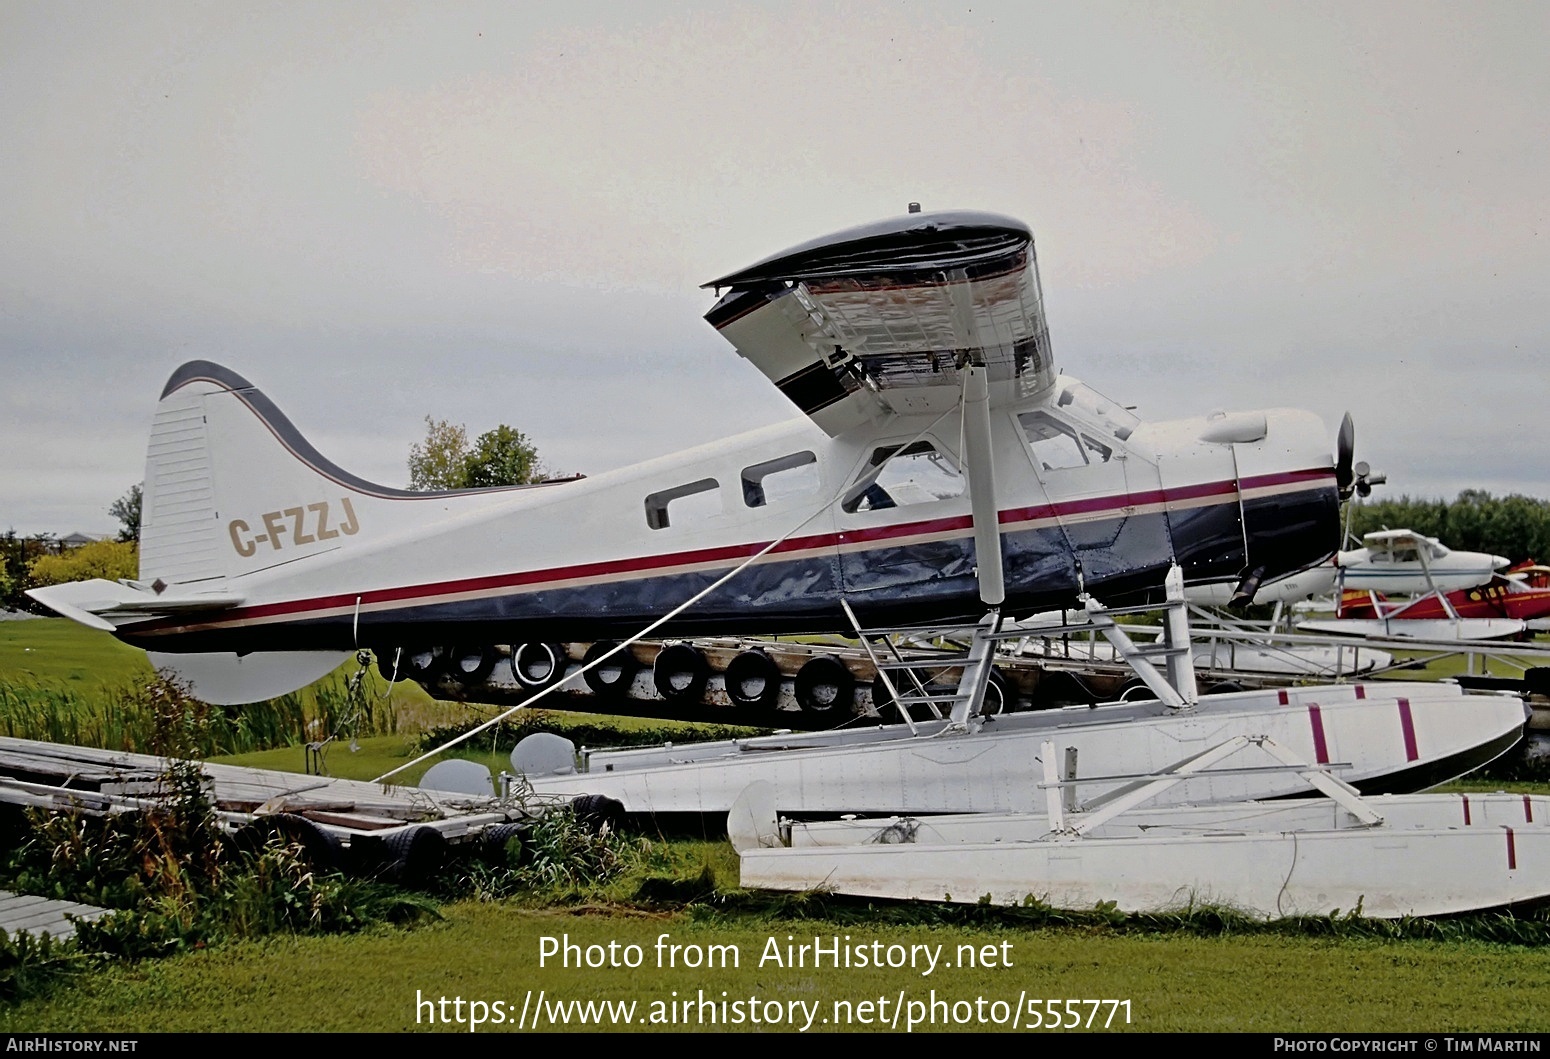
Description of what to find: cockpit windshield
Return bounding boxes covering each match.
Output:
[1054,379,1139,442]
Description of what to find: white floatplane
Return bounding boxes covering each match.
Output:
[29,209,1351,706]
[1294,530,1525,641]
[25,208,1528,819]
[1186,528,1509,608]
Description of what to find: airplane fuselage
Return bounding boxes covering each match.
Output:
[110,366,1337,656]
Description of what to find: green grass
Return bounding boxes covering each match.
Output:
[0,618,154,685]
[2,904,1548,1032]
[5,617,1550,1032]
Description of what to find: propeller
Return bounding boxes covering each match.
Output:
[1335,412,1386,500]
[1337,413,1388,545]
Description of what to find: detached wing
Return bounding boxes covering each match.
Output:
[704,211,1056,436]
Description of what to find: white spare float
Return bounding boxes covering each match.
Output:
[729,743,1550,919]
[513,679,1527,817]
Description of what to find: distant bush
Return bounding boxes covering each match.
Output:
[27,540,137,587]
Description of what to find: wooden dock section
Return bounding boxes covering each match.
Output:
[0,736,556,851]
[0,891,109,941]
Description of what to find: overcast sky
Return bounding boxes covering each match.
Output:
[3,1,1546,537]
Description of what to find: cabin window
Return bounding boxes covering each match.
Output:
[644,478,722,530]
[1018,411,1114,471]
[742,451,819,508]
[841,440,965,513]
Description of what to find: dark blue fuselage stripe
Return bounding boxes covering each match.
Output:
[125,488,1336,653]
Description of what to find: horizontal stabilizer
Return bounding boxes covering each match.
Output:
[24,581,120,632]
[27,578,242,628]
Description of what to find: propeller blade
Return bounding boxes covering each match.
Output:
[1335,412,1356,498]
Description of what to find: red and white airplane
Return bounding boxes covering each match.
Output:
[1297,564,1550,642]
[32,209,1349,704]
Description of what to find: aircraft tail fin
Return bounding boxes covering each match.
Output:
[141,361,464,590]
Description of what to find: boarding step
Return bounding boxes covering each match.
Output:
[853,622,981,639]
[1129,644,1190,659]
[874,657,969,671]
[894,691,975,706]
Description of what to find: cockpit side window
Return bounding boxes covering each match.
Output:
[841,440,965,513]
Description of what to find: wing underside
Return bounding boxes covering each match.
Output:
[704,211,1056,436]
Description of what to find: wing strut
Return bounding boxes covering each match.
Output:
[962,363,1005,608]
[939,361,1007,728]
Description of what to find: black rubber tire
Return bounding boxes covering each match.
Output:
[870,669,923,719]
[569,794,626,833]
[374,648,406,683]
[724,649,783,712]
[653,642,710,703]
[400,646,446,681]
[581,640,640,700]
[233,812,341,872]
[446,645,497,686]
[795,654,855,717]
[1525,667,1550,698]
[479,822,530,862]
[981,666,1013,716]
[511,642,568,690]
[1035,670,1103,708]
[383,825,449,888]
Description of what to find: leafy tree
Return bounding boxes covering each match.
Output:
[110,482,143,543]
[407,418,544,490]
[464,425,543,488]
[1,531,56,611]
[28,539,139,587]
[407,418,471,490]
